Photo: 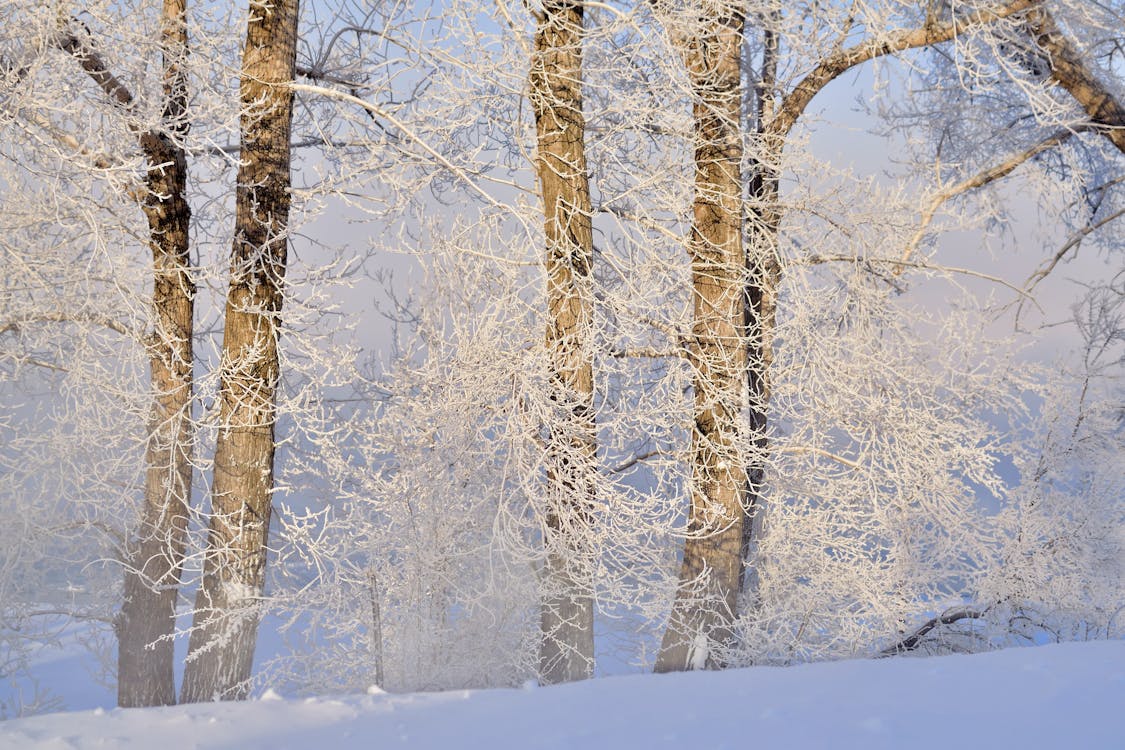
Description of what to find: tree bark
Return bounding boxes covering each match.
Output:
[656,4,749,672]
[56,0,199,707]
[180,0,300,703]
[879,606,987,656]
[531,0,596,685]
[739,14,780,599]
[1025,7,1125,157]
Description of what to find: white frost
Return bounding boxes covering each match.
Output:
[687,632,709,671]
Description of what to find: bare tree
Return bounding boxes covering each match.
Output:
[532,0,597,685]
[181,0,301,702]
[1,2,195,706]
[651,0,749,672]
[107,1,194,708]
[651,0,1042,671]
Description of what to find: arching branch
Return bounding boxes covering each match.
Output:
[880,606,988,655]
[769,0,1040,140]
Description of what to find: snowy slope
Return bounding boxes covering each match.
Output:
[2,641,1122,749]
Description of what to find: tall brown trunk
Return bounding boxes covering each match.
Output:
[655,5,749,673]
[531,0,596,684]
[117,0,193,708]
[180,0,300,703]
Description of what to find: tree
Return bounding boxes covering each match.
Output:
[651,0,1045,670]
[180,0,301,702]
[649,0,749,672]
[92,1,194,708]
[1,1,195,707]
[532,0,597,685]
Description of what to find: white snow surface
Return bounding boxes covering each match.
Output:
[2,641,1121,749]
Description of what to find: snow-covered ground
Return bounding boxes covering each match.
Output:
[1,640,1121,749]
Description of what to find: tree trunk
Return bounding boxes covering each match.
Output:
[368,569,385,689]
[117,0,193,708]
[1026,8,1125,156]
[180,0,300,703]
[531,0,596,684]
[737,166,780,606]
[656,5,749,673]
[738,16,780,600]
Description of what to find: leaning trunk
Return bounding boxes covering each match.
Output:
[180,0,300,702]
[531,0,596,684]
[1026,7,1125,156]
[117,0,193,708]
[656,5,749,672]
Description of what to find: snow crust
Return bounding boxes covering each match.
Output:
[1,641,1121,749]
